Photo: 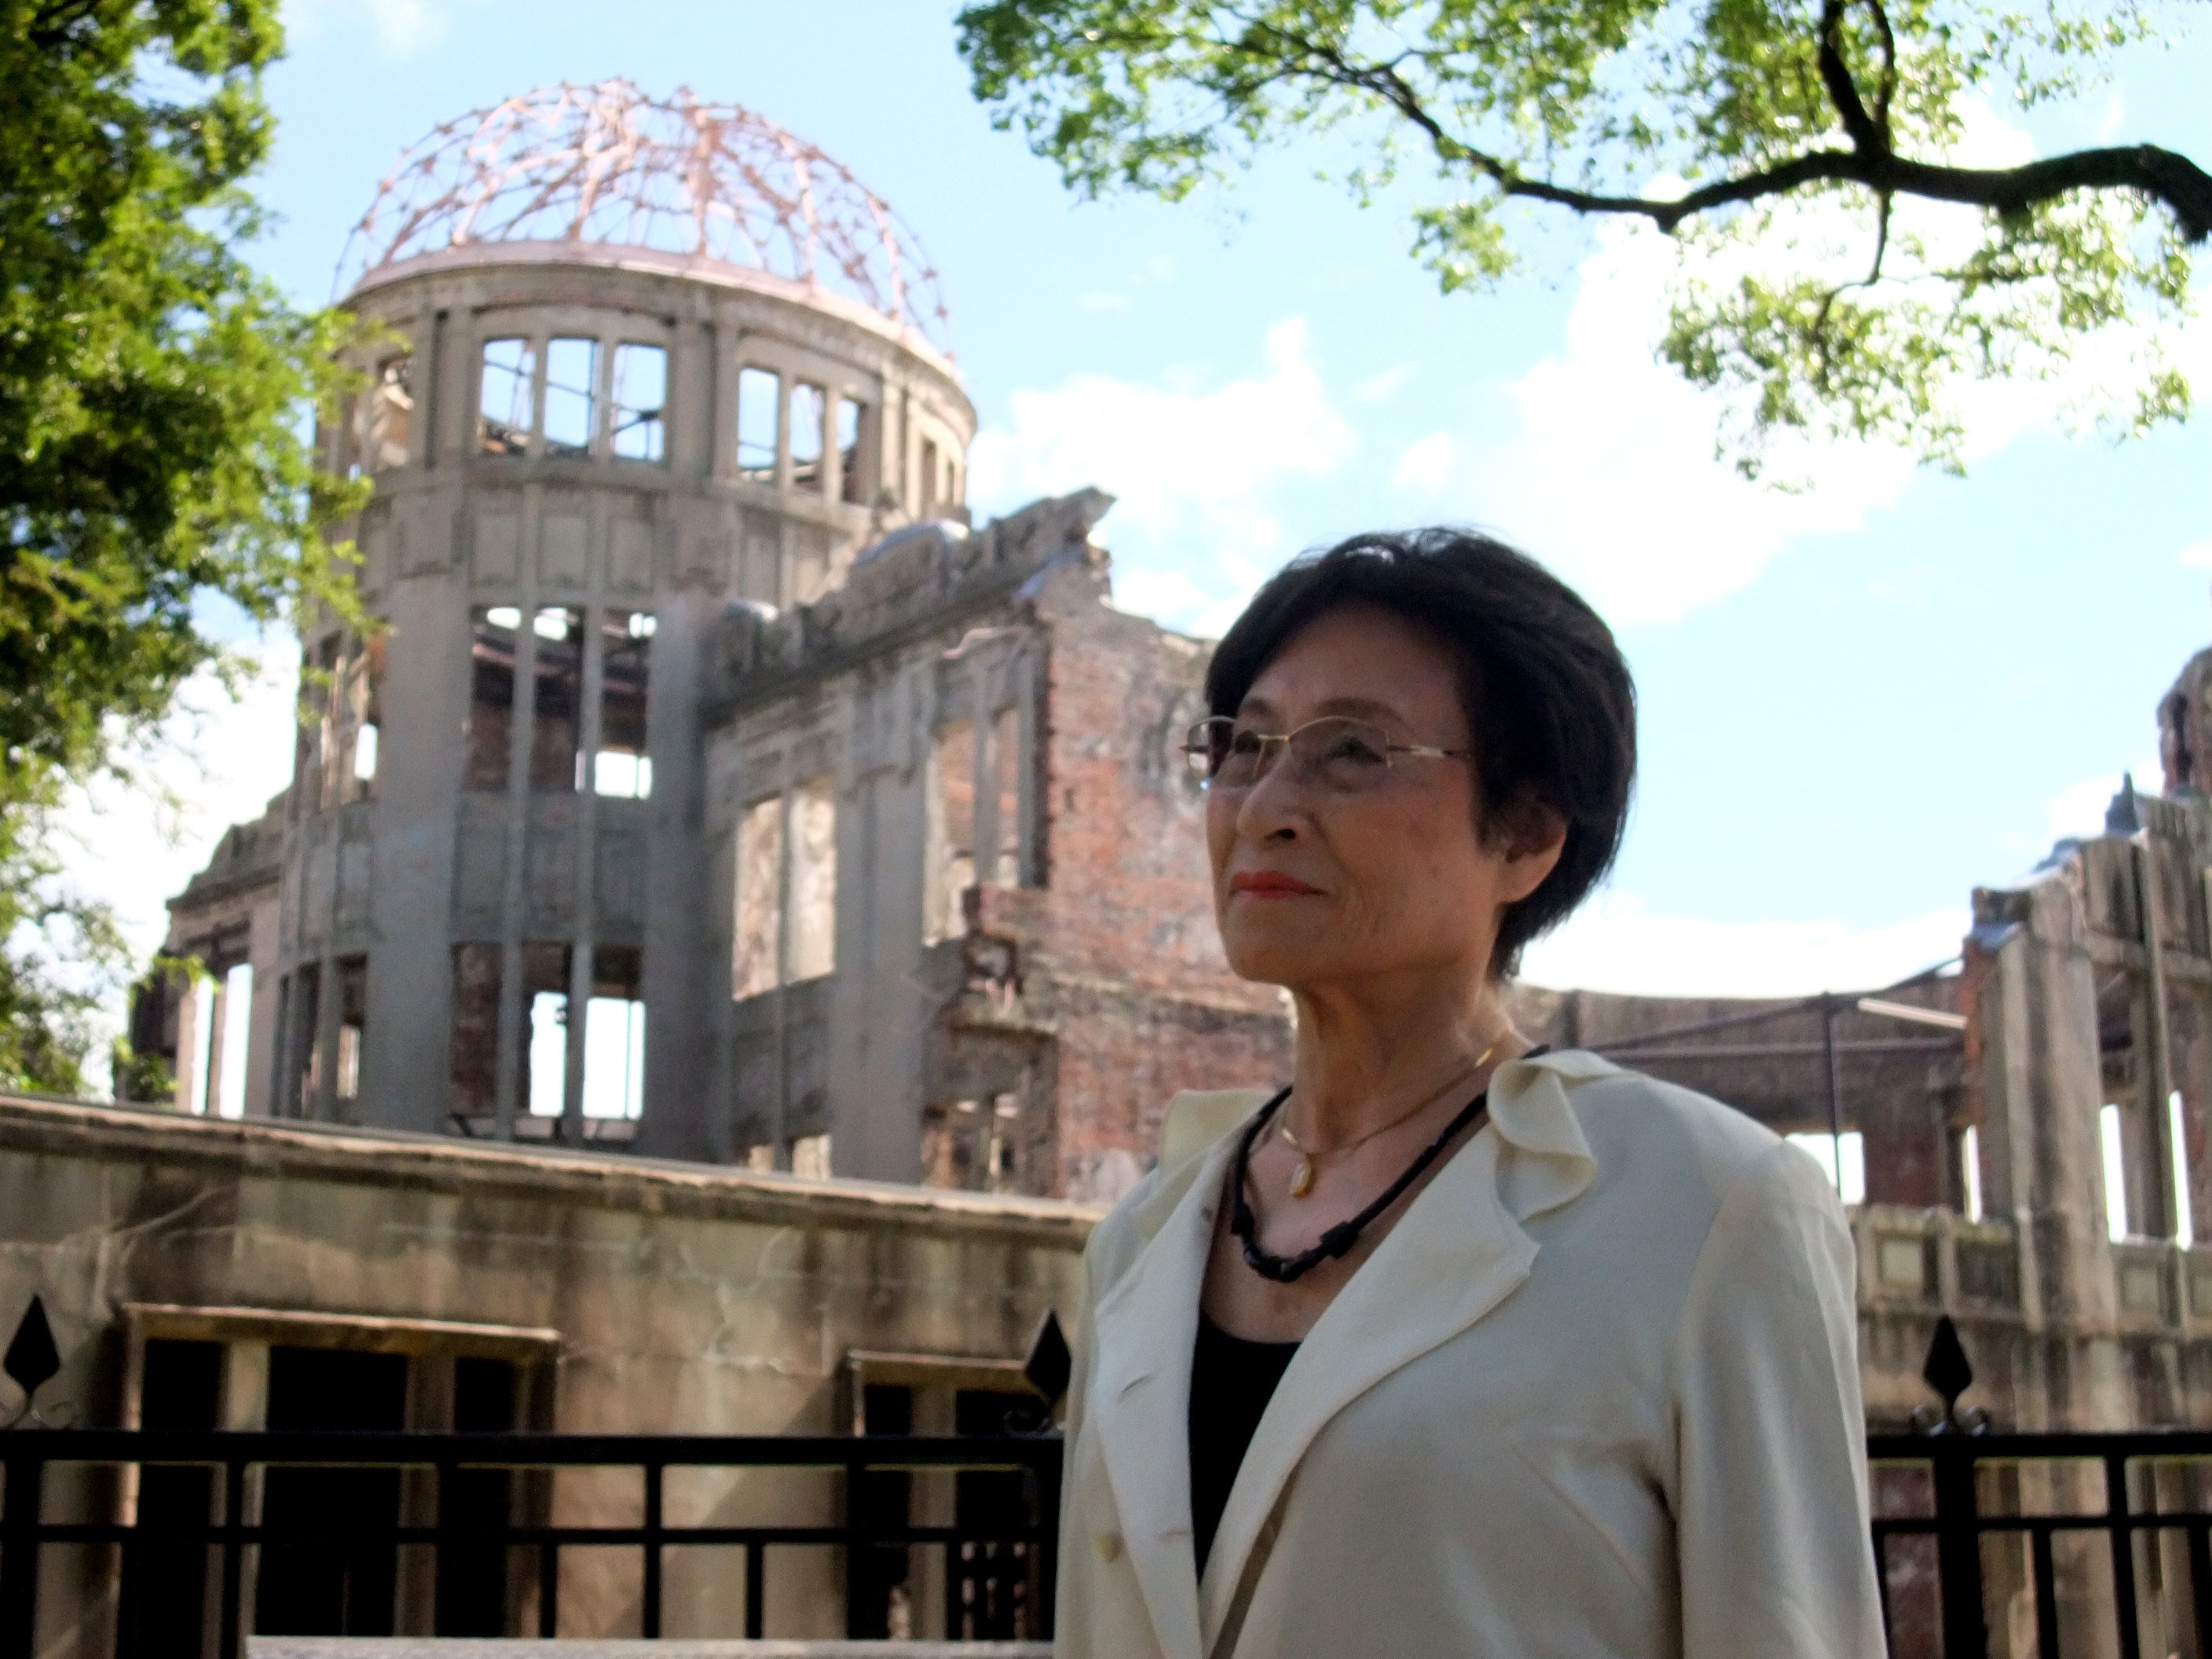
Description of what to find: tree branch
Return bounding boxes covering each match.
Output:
[1865,0,1899,146]
[1817,0,1882,155]
[1259,27,2212,243]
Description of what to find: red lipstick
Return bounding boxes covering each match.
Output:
[1231,870,1321,896]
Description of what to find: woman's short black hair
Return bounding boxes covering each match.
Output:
[1205,527,1637,977]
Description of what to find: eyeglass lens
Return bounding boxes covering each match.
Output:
[1184,718,1395,791]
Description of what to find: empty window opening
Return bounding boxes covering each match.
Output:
[543,337,599,458]
[120,1339,222,1646]
[524,943,572,1118]
[2174,1090,2196,1247]
[215,962,251,1120]
[257,1346,408,1635]
[736,367,780,483]
[920,437,939,512]
[926,721,977,944]
[529,606,584,792]
[583,945,645,1121]
[610,342,668,462]
[464,607,519,792]
[923,1094,1024,1194]
[733,796,784,999]
[357,353,412,474]
[448,944,501,1122]
[837,397,866,504]
[306,635,342,812]
[791,1131,832,1179]
[991,705,1022,885]
[478,337,536,456]
[1786,1130,1866,1207]
[352,721,379,789]
[788,775,837,982]
[849,1383,915,1639]
[595,611,654,798]
[290,963,321,1115]
[339,634,384,804]
[183,972,216,1116]
[436,1358,519,1634]
[335,956,367,1104]
[790,382,826,492]
[2103,1103,2131,1241]
[1959,1124,1984,1223]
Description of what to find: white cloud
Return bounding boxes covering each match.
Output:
[1391,431,1456,493]
[45,640,299,1093]
[1393,93,2210,628]
[1355,366,1412,404]
[1522,892,1968,997]
[968,316,1355,634]
[283,0,456,57]
[1074,291,1133,315]
[1408,220,1921,624]
[2180,537,2212,569]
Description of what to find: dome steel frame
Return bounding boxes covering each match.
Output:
[337,80,952,353]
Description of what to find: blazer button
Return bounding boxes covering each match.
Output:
[1094,1530,1124,1563]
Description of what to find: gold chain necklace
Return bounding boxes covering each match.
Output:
[1279,1032,1511,1199]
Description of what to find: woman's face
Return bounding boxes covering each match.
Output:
[1206,602,1562,994]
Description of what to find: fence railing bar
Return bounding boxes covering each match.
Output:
[218,1458,244,1659]
[642,1461,662,1639]
[2191,1517,2212,1659]
[0,1452,42,1659]
[745,1539,765,1639]
[2107,1454,2143,1659]
[1870,1532,1896,1657]
[1932,1439,1989,1659]
[23,1518,1043,1551]
[2033,1523,2060,1659]
[538,1536,558,1637]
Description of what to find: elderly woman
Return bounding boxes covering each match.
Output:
[1053,530,1884,1659]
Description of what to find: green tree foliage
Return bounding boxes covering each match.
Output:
[2,0,367,1089]
[958,0,2211,472]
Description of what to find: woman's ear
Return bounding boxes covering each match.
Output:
[1492,792,1567,906]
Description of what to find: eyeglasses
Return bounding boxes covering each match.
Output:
[1181,716,1474,793]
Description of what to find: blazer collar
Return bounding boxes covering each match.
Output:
[1086,1127,1245,1659]
[1196,1050,1603,1651]
[1086,1052,1607,1659]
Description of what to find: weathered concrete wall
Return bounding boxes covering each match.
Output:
[0,1096,1091,1645]
[701,494,1295,1199]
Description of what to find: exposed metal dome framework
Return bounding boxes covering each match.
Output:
[337,80,952,353]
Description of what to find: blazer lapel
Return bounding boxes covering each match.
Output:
[1195,1054,1603,1651]
[1086,1131,1243,1659]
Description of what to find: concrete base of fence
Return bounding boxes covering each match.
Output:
[247,1644,1053,1659]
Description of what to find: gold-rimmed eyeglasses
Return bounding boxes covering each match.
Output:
[1181,716,1474,793]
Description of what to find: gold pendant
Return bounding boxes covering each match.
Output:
[1289,1159,1314,1199]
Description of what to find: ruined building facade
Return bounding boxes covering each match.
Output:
[133,77,2212,1444]
[146,83,1289,1199]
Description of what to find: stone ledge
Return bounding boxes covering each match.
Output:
[248,1643,1051,1658]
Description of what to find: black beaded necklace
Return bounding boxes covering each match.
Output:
[1229,1082,1494,1284]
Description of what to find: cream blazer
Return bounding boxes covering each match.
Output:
[1053,1049,1886,1659]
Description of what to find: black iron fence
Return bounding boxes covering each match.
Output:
[0,1428,1060,1659]
[15,1426,2212,1655]
[1868,1427,2212,1659]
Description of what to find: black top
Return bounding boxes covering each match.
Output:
[1187,1312,1300,1574]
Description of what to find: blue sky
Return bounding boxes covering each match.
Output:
[63,0,2212,1017]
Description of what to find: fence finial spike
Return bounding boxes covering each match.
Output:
[2,1295,61,1426]
[1024,1309,1071,1411]
[1923,1314,1975,1415]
